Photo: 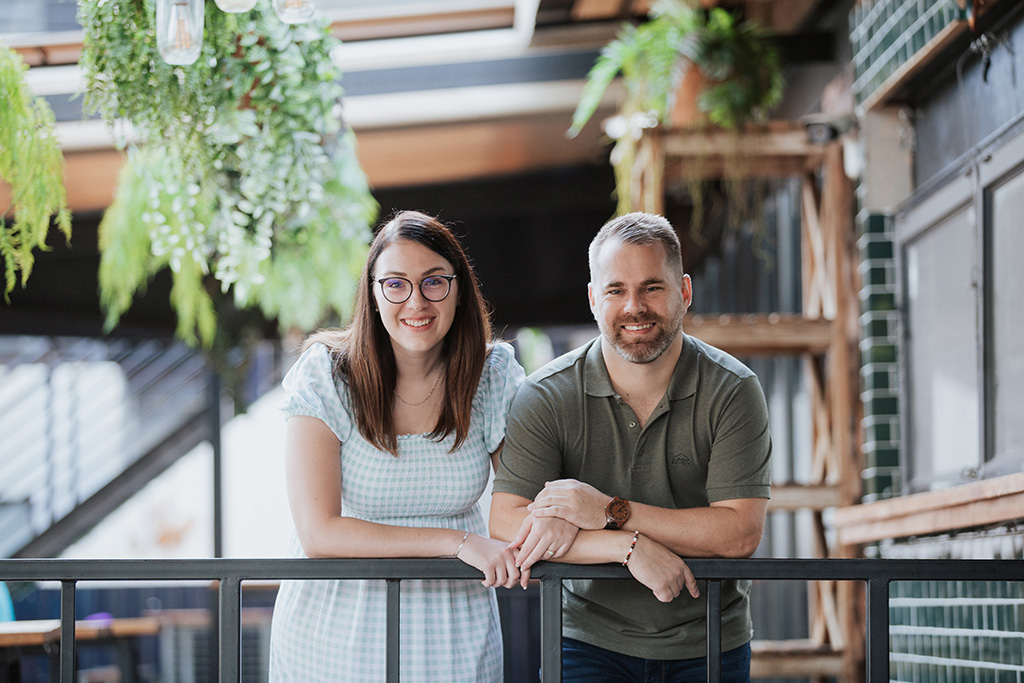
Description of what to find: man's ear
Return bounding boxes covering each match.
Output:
[587,282,595,310]
[680,274,693,310]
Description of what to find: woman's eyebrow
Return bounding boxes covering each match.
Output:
[379,265,447,277]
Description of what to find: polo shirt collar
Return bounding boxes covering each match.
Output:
[584,333,699,400]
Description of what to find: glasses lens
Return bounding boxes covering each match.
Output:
[420,276,451,302]
[381,278,412,303]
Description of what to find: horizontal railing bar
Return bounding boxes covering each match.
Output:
[2,557,1021,683]
[2,558,1023,583]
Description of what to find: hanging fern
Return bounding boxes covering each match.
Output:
[79,0,377,346]
[0,45,72,299]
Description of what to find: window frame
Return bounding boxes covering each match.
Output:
[895,129,1024,493]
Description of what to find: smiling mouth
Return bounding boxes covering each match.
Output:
[622,322,655,332]
[402,318,434,328]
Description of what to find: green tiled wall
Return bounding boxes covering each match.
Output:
[878,531,1024,681]
[858,212,900,501]
[850,0,968,105]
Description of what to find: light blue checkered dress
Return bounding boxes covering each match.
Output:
[268,341,524,682]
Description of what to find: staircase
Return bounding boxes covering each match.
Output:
[0,335,282,558]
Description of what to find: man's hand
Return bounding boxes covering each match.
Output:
[626,534,700,603]
[507,514,580,586]
[527,479,610,530]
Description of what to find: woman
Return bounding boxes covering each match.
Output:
[269,211,525,682]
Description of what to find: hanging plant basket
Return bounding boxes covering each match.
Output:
[78,0,377,346]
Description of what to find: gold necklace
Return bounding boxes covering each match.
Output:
[394,368,444,407]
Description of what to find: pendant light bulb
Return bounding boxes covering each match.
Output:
[273,0,317,24]
[214,0,258,11]
[156,0,204,66]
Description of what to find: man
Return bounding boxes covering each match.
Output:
[490,212,772,682]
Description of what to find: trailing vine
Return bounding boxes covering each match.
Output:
[79,0,377,346]
[0,45,72,299]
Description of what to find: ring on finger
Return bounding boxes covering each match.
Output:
[546,549,555,557]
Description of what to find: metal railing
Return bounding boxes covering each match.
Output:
[1,557,1023,682]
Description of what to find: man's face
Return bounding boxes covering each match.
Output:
[588,239,691,364]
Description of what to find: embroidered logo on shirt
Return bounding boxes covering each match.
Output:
[672,453,692,465]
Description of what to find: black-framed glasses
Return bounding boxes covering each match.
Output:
[376,275,457,304]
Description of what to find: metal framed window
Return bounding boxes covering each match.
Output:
[896,129,1024,492]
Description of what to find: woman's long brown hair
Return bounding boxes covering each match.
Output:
[305,211,492,455]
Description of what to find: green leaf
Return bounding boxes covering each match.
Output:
[0,45,71,299]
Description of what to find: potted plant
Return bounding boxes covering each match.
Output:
[569,0,783,216]
[0,45,72,299]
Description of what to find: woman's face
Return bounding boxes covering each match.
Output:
[372,239,459,361]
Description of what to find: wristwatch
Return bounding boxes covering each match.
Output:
[604,496,631,530]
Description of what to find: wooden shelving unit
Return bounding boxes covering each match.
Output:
[658,124,865,681]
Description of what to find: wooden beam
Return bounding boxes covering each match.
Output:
[0,102,612,215]
[354,110,610,188]
[662,121,825,180]
[768,483,842,512]
[833,472,1024,545]
[570,0,627,21]
[0,147,124,216]
[755,0,825,36]
[330,8,514,42]
[5,31,83,67]
[750,640,844,679]
[685,313,833,356]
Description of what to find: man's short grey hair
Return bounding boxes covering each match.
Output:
[588,212,684,282]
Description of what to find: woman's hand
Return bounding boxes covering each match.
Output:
[455,534,522,589]
[507,515,580,586]
[625,534,700,603]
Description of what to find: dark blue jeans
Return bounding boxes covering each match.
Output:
[562,637,751,683]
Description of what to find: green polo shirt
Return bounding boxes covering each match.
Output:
[493,334,772,660]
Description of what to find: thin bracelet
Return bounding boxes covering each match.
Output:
[454,530,470,558]
[622,530,640,566]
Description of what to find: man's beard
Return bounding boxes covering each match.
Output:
[600,312,683,364]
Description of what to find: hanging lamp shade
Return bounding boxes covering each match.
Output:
[156,0,204,65]
[273,0,316,24]
[214,0,258,11]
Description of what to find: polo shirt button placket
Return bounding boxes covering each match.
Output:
[628,421,637,428]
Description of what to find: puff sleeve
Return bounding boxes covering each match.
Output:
[279,343,353,443]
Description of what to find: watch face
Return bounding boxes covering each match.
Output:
[607,497,629,524]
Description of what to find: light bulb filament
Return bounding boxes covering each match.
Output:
[172,2,194,51]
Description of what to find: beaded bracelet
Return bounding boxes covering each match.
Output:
[454,530,470,558]
[622,530,640,566]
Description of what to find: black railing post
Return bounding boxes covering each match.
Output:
[865,577,890,682]
[706,579,721,683]
[539,576,562,683]
[218,576,241,682]
[59,579,76,683]
[386,579,401,683]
